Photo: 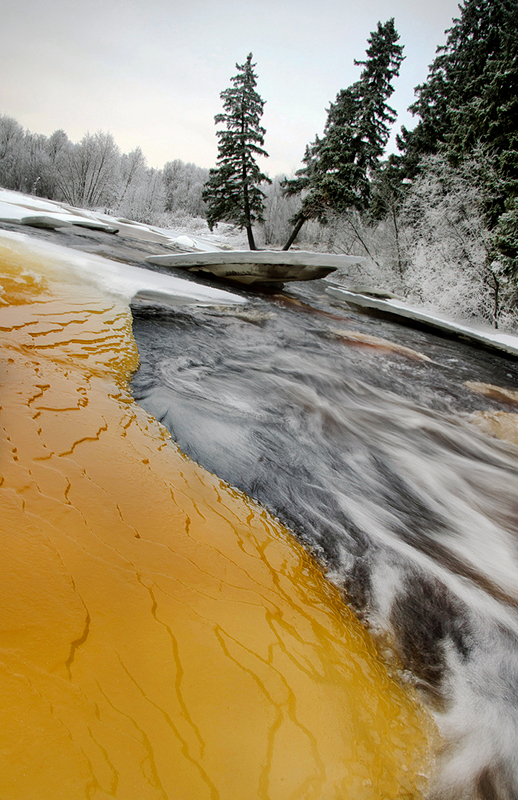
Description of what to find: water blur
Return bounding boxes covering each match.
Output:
[0,233,435,799]
[132,277,518,800]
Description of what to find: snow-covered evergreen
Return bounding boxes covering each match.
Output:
[202,53,270,250]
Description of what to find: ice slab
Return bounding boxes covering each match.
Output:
[327,285,518,358]
[145,250,367,285]
[23,213,118,232]
[21,215,74,229]
[147,250,366,268]
[0,230,245,308]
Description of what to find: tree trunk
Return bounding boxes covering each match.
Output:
[492,271,500,329]
[391,205,404,279]
[240,129,257,250]
[282,213,307,250]
[246,224,257,250]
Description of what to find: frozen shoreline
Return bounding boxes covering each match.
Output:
[327,285,518,359]
[2,187,518,360]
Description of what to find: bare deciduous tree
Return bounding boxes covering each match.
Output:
[56,131,120,208]
[163,160,209,219]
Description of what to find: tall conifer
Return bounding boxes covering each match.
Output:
[203,54,270,250]
[399,0,518,271]
[400,0,517,167]
[282,20,403,249]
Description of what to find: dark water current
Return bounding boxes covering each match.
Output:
[131,277,518,799]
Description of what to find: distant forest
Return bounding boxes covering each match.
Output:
[0,119,209,223]
[1,0,517,330]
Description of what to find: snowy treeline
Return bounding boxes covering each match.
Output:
[258,157,518,331]
[0,114,208,224]
[1,117,516,330]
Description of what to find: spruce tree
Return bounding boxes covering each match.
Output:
[398,0,518,272]
[400,0,517,165]
[203,53,270,250]
[282,19,404,249]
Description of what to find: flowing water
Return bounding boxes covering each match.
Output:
[131,277,518,800]
[0,231,436,800]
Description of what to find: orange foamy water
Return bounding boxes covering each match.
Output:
[0,232,435,799]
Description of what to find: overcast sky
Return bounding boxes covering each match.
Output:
[1,0,461,176]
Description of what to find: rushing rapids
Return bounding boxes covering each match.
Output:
[0,230,436,799]
[131,276,518,800]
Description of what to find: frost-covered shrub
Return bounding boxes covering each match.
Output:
[401,154,518,330]
[115,168,166,225]
[321,209,407,292]
[163,160,209,219]
[258,177,301,247]
[257,178,356,252]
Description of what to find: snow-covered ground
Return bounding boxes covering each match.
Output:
[0,188,246,253]
[2,188,518,359]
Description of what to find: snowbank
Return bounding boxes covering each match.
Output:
[327,285,518,358]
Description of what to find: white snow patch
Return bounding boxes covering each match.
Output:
[0,229,245,309]
[0,188,66,214]
[327,286,518,358]
[0,201,28,223]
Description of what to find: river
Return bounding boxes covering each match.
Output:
[131,275,518,800]
[0,230,438,800]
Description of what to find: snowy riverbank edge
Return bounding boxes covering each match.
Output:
[3,186,518,360]
[326,285,518,359]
